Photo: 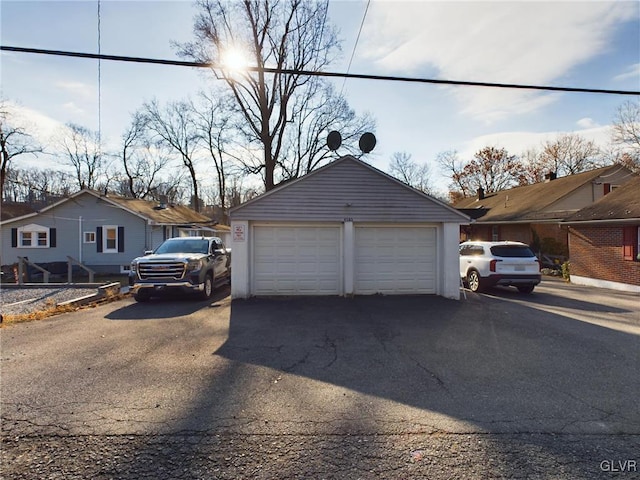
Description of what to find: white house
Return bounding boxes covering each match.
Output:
[230,155,470,299]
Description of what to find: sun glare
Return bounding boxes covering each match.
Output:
[221,48,249,72]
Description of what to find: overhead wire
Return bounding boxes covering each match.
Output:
[1,45,639,96]
[97,0,102,156]
[341,0,370,95]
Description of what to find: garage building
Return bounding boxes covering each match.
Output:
[230,156,470,299]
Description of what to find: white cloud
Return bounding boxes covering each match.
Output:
[361,1,637,122]
[458,125,612,159]
[62,102,86,117]
[5,102,63,142]
[55,81,94,101]
[613,63,640,82]
[576,117,598,129]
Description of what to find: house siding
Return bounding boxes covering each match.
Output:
[568,225,640,287]
[550,168,632,212]
[1,192,148,272]
[232,158,468,223]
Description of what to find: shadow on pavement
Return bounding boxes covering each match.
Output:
[105,293,638,478]
[104,286,231,320]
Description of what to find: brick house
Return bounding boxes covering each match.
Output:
[563,176,640,292]
[455,165,636,258]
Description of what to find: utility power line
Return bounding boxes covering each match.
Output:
[2,45,639,96]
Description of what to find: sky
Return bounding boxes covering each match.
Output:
[1,0,639,197]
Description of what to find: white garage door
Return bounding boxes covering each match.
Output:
[253,225,341,295]
[355,226,437,294]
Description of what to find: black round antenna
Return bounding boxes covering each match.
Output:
[327,130,342,151]
[359,132,376,153]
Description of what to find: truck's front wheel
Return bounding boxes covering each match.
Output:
[134,289,151,302]
[199,273,214,300]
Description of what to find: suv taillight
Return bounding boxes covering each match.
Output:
[490,259,502,272]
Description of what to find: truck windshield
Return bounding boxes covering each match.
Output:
[155,239,209,254]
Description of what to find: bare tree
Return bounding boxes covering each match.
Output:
[278,79,376,181]
[0,100,43,202]
[57,123,106,191]
[119,112,174,199]
[437,150,471,198]
[192,91,239,214]
[4,166,72,203]
[142,99,202,211]
[178,0,341,190]
[612,101,640,152]
[539,133,603,176]
[516,148,548,185]
[388,152,432,193]
[611,101,640,172]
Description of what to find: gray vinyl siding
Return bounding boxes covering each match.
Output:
[1,192,148,271]
[232,157,468,223]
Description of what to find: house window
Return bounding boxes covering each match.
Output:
[16,224,51,248]
[104,226,118,252]
[21,231,32,246]
[491,226,499,241]
[84,232,96,243]
[96,226,124,253]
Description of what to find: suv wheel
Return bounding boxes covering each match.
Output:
[199,273,214,300]
[134,290,151,302]
[467,270,483,292]
[517,285,535,294]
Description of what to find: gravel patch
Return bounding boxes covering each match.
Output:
[0,287,101,317]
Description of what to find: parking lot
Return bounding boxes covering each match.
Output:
[1,278,639,479]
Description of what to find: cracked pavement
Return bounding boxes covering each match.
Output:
[1,280,639,478]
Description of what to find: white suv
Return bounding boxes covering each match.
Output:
[459,241,541,293]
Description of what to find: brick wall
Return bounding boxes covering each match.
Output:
[532,223,569,256]
[569,224,640,286]
[466,224,531,242]
[498,224,531,243]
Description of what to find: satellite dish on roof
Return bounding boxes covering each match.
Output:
[359,132,376,153]
[327,130,342,151]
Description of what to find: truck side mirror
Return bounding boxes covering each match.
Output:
[144,250,154,255]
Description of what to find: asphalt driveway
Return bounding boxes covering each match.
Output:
[2,279,639,479]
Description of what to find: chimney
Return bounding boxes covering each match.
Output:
[477,187,485,200]
[544,172,557,182]
[158,195,169,209]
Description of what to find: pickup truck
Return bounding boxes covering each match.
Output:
[128,236,231,302]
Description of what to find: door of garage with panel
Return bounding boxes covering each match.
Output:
[355,226,437,294]
[252,225,342,295]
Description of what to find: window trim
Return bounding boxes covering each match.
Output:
[491,225,499,242]
[103,225,119,253]
[17,224,50,249]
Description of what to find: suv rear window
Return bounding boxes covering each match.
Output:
[490,245,535,257]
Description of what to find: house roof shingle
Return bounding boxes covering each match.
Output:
[454,165,634,223]
[565,176,640,222]
[104,195,214,225]
[0,189,215,226]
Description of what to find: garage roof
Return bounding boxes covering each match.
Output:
[231,156,470,223]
